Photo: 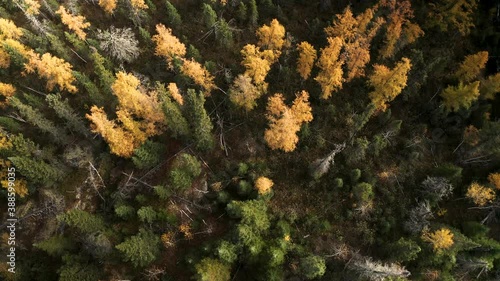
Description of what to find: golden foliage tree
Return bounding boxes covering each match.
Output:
[379,0,423,59]
[480,73,500,100]
[180,58,215,93]
[255,177,273,195]
[256,19,286,53]
[99,0,118,14]
[25,52,78,93]
[0,159,28,198]
[488,173,500,190]
[111,72,165,133]
[131,0,148,10]
[56,6,91,40]
[422,228,454,251]
[296,41,317,80]
[264,91,313,152]
[466,182,496,206]
[87,72,166,157]
[86,106,137,157]
[455,51,488,82]
[152,24,186,68]
[0,83,15,107]
[229,74,262,111]
[315,37,344,99]
[240,44,275,85]
[324,7,358,41]
[168,83,183,105]
[344,40,371,82]
[368,57,411,111]
[0,19,23,40]
[440,81,480,112]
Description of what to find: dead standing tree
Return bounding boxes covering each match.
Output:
[309,143,346,180]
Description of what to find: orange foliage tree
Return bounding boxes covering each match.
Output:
[264,91,313,152]
[466,182,496,206]
[0,83,15,107]
[422,228,454,252]
[315,37,344,99]
[255,177,274,195]
[152,24,186,68]
[368,57,412,111]
[180,58,215,94]
[455,51,488,82]
[296,41,317,80]
[256,19,286,55]
[99,0,118,14]
[24,52,78,93]
[56,6,91,40]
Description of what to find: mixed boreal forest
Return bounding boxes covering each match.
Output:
[0,0,499,280]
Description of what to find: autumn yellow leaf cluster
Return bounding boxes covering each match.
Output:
[255,177,274,195]
[56,6,91,40]
[422,228,454,251]
[264,91,313,152]
[25,52,78,93]
[466,182,496,206]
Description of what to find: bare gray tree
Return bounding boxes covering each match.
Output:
[97,26,140,63]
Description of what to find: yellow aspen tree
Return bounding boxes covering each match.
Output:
[255,177,273,195]
[466,182,496,206]
[422,228,454,251]
[315,37,344,99]
[168,83,183,105]
[180,58,215,93]
[229,74,262,111]
[480,73,500,100]
[0,83,15,107]
[86,106,137,157]
[296,41,317,80]
[99,0,118,14]
[240,44,275,85]
[24,52,78,93]
[440,81,480,112]
[130,0,148,10]
[488,173,500,190]
[0,19,23,40]
[368,57,412,111]
[152,24,186,68]
[455,51,488,82]
[256,19,286,53]
[264,91,313,152]
[56,6,91,40]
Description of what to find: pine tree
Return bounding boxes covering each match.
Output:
[248,0,258,26]
[165,1,182,28]
[46,94,89,137]
[9,156,63,186]
[441,81,480,112]
[9,97,69,144]
[299,255,326,280]
[227,199,270,231]
[115,228,161,267]
[90,51,115,95]
[57,209,106,234]
[33,235,75,257]
[480,73,500,100]
[368,57,412,111]
[184,89,214,150]
[157,83,190,138]
[58,255,102,281]
[169,153,202,190]
[202,3,217,29]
